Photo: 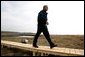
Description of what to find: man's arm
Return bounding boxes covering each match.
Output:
[38,12,47,25]
[39,12,47,20]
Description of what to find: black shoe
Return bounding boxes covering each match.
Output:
[50,44,57,49]
[33,45,38,48]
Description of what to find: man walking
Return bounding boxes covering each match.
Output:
[33,5,57,49]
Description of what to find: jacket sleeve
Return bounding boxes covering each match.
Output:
[39,12,47,20]
[38,12,47,25]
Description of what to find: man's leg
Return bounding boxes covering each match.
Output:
[43,26,54,46]
[43,26,57,48]
[33,29,41,47]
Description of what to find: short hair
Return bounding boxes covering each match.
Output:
[43,5,48,9]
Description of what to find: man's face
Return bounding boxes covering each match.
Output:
[43,5,48,11]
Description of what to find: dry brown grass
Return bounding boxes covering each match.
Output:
[1,35,84,49]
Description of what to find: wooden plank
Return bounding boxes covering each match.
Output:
[1,40,84,56]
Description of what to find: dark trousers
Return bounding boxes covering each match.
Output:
[33,25,54,46]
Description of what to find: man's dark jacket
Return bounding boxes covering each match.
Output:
[38,10,48,26]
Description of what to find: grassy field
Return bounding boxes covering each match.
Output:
[1,31,84,56]
[1,35,84,49]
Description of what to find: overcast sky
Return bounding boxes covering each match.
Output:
[1,1,84,35]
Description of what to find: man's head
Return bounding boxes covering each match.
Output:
[43,5,48,11]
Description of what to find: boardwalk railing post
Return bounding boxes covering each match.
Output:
[1,45,3,48]
[33,51,35,56]
[41,53,43,56]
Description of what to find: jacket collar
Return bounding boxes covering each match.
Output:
[42,10,48,14]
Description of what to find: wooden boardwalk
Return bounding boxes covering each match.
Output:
[1,40,84,56]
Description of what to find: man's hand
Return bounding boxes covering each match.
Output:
[46,22,49,25]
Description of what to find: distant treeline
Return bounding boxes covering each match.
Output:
[1,31,36,37]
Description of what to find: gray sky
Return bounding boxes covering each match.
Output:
[1,1,84,35]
